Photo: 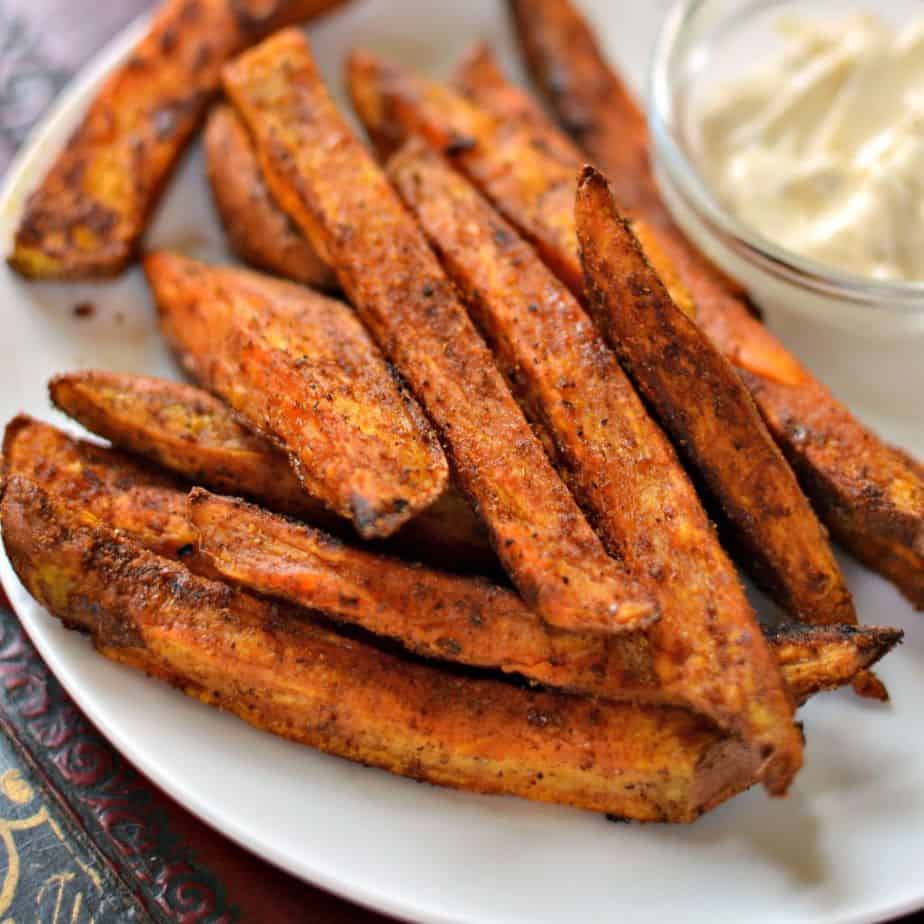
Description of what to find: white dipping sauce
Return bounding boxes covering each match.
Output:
[699,15,924,282]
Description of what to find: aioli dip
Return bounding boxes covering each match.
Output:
[699,15,924,282]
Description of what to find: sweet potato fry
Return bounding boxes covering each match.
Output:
[1,474,762,823]
[49,370,322,517]
[191,489,899,705]
[452,42,582,162]
[348,49,694,319]
[834,519,924,611]
[7,0,348,280]
[772,624,902,704]
[146,252,449,540]
[49,370,494,570]
[191,488,631,694]
[223,30,656,634]
[387,138,802,780]
[506,0,924,602]
[2,415,196,559]
[449,44,695,321]
[204,105,335,288]
[576,167,855,628]
[346,50,586,294]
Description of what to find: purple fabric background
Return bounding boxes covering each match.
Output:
[0,0,148,168]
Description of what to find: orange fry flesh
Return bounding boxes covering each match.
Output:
[222,29,657,635]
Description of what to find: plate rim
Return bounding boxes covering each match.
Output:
[1,10,923,924]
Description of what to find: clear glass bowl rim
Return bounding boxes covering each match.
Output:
[648,0,924,316]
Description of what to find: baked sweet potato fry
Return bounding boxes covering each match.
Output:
[506,0,924,605]
[49,370,494,570]
[1,474,763,823]
[190,488,631,694]
[772,624,902,704]
[223,30,657,635]
[576,167,855,628]
[205,104,335,288]
[146,252,449,540]
[449,43,695,321]
[49,370,322,517]
[190,489,900,705]
[452,42,582,162]
[7,0,348,280]
[2,415,196,560]
[346,50,586,295]
[387,138,802,781]
[828,512,924,611]
[348,49,693,319]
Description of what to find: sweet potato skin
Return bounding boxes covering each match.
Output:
[147,252,449,539]
[506,0,924,592]
[0,475,760,823]
[387,139,803,788]
[223,30,657,634]
[49,370,495,571]
[8,0,347,279]
[576,167,855,629]
[205,105,335,288]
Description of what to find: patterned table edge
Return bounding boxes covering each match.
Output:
[0,604,239,924]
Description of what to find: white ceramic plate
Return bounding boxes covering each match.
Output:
[1,3,922,923]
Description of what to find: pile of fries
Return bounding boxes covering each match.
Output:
[3,0,921,823]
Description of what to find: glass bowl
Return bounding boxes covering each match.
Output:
[648,0,924,440]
